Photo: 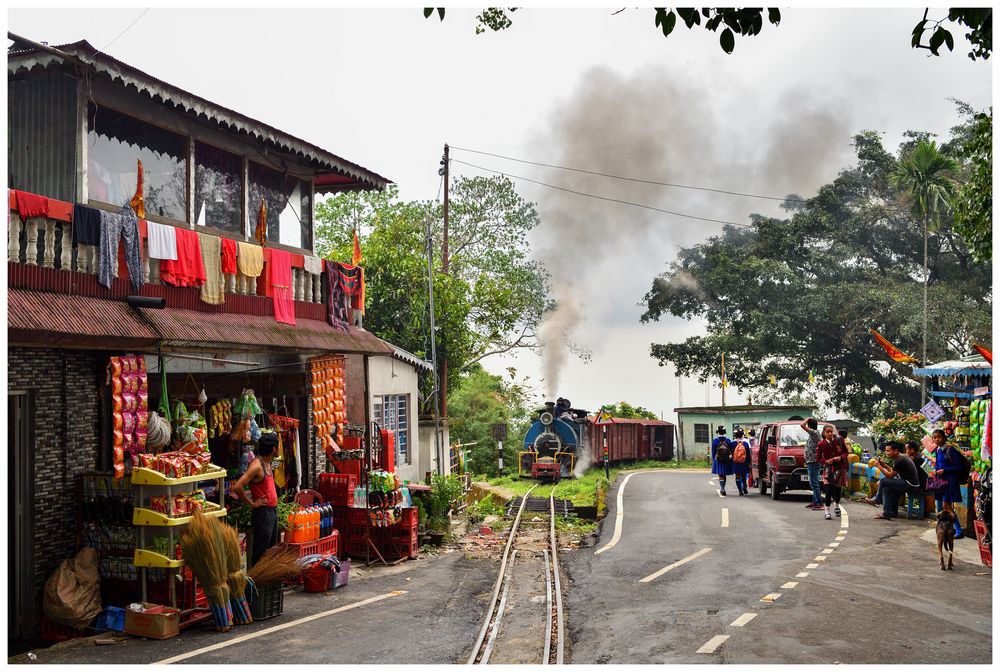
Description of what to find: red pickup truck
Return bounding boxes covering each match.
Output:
[752,420,837,500]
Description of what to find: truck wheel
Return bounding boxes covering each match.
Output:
[758,474,768,496]
[770,474,781,500]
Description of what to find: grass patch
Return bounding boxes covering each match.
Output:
[555,515,598,535]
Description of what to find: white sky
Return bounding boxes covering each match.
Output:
[7,5,992,421]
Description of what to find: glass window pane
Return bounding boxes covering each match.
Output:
[195,142,243,234]
[87,103,187,220]
[248,161,311,250]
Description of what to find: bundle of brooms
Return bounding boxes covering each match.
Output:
[247,545,302,586]
[219,522,252,625]
[180,509,244,631]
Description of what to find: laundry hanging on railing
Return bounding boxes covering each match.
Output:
[265,247,295,325]
[97,204,143,291]
[303,255,323,275]
[220,237,238,275]
[71,204,102,248]
[323,259,350,331]
[236,241,263,278]
[13,189,49,220]
[145,221,178,261]
[330,261,365,314]
[199,232,224,305]
[159,227,206,287]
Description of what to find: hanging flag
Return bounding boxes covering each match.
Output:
[352,228,362,266]
[808,369,815,384]
[721,353,728,388]
[972,343,993,364]
[869,329,919,364]
[255,200,267,247]
[768,374,777,386]
[129,159,145,219]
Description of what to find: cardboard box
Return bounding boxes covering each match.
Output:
[124,602,180,640]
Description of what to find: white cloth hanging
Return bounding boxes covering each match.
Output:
[146,222,178,261]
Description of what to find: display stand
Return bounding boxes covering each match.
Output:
[131,465,226,629]
[361,423,390,566]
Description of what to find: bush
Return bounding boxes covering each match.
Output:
[428,474,464,531]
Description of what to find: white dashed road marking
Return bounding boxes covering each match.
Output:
[696,634,730,654]
[639,547,713,583]
[730,613,757,627]
[760,593,781,603]
[822,548,834,554]
[806,563,819,569]
[829,542,840,547]
[813,556,826,562]
[781,581,799,589]
[796,572,809,578]
[721,508,729,528]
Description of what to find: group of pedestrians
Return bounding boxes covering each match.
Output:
[710,426,752,496]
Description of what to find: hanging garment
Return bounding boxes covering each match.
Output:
[129,159,145,219]
[237,242,264,278]
[254,200,267,247]
[97,205,143,291]
[159,228,207,287]
[331,261,365,315]
[266,248,295,325]
[198,232,225,305]
[145,221,178,261]
[71,204,102,247]
[302,255,323,275]
[14,190,49,219]
[324,259,350,331]
[267,413,300,491]
[220,237,238,275]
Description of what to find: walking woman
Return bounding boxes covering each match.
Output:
[711,426,734,496]
[730,429,751,495]
[932,428,968,539]
[816,425,848,520]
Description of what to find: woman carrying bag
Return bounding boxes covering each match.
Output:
[816,425,848,520]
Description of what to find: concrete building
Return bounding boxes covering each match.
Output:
[674,404,815,459]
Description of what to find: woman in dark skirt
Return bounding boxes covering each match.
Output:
[932,428,968,539]
[816,425,848,520]
[711,426,734,496]
[730,429,751,495]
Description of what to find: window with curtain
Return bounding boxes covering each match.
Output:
[373,394,409,464]
[87,103,187,221]
[248,161,312,250]
[194,142,243,235]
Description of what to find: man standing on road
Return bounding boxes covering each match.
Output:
[871,442,921,521]
[799,418,824,511]
[232,433,280,567]
[711,426,733,496]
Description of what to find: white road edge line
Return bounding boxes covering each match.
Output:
[595,471,667,555]
[721,508,729,528]
[730,613,757,627]
[781,581,799,589]
[696,634,730,654]
[840,505,849,528]
[154,591,408,665]
[639,547,713,583]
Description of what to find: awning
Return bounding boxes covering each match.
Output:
[912,360,992,378]
[135,306,393,356]
[8,289,159,349]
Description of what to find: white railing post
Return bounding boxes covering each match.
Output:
[42,219,56,269]
[313,274,322,303]
[59,222,71,270]
[9,215,22,262]
[24,217,39,266]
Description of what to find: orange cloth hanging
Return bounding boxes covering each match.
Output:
[869,329,919,364]
[129,159,145,219]
[254,200,267,247]
[973,343,993,364]
[352,229,362,265]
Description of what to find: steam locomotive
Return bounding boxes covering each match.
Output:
[520,399,676,481]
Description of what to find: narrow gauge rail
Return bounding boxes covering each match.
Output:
[467,485,565,664]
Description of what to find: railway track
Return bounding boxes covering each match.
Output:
[468,485,566,665]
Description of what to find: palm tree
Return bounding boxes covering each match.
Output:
[890,140,959,404]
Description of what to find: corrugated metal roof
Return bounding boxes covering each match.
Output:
[673,404,815,415]
[8,40,391,192]
[136,307,393,355]
[596,417,674,426]
[8,289,159,348]
[385,344,434,372]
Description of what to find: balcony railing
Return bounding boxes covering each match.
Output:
[8,190,324,304]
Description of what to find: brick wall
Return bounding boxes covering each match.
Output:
[8,347,102,612]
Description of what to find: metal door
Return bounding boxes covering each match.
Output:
[8,392,35,639]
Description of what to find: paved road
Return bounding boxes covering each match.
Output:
[564,470,992,664]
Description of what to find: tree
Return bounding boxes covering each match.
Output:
[952,109,992,261]
[890,139,959,401]
[447,364,532,476]
[599,401,659,420]
[911,8,992,60]
[314,178,549,412]
[641,128,991,422]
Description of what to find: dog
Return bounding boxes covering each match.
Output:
[936,510,955,571]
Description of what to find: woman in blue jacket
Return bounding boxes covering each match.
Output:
[730,429,751,496]
[931,429,967,539]
[711,426,734,496]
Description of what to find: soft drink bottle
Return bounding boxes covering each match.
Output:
[287,512,295,543]
[319,505,327,538]
[314,506,321,540]
[324,504,331,537]
[309,507,318,541]
[295,509,305,543]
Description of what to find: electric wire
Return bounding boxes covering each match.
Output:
[95,8,150,56]
[451,158,751,229]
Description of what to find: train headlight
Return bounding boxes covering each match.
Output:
[539,411,554,426]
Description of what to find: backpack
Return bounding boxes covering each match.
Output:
[715,440,732,464]
[952,446,972,484]
[733,441,747,464]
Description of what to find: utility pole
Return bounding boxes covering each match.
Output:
[721,353,727,411]
[440,143,450,419]
[426,215,442,474]
[922,215,928,405]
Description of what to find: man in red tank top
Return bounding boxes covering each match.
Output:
[232,433,280,567]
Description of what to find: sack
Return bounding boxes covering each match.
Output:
[715,442,731,463]
[733,441,747,464]
[43,547,103,629]
[925,476,948,493]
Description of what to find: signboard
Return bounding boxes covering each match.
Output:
[491,423,508,442]
[595,410,614,425]
[974,386,991,397]
[920,400,945,423]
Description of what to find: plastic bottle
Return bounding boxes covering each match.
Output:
[309,506,318,541]
[323,504,331,538]
[295,509,305,543]
[287,512,296,543]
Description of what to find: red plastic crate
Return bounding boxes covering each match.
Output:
[380,535,418,561]
[346,538,374,558]
[39,615,90,642]
[979,545,992,567]
[319,473,357,506]
[974,520,989,545]
[348,507,369,525]
[329,505,350,526]
[399,507,418,528]
[282,531,340,558]
[348,524,369,543]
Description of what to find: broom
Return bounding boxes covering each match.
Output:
[179,509,232,632]
[219,523,252,625]
[247,545,302,585]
